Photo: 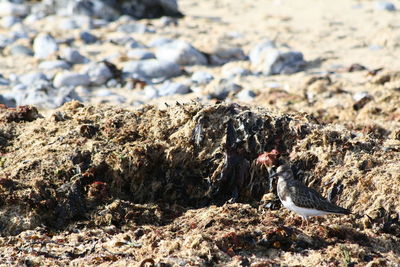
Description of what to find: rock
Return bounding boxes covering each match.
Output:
[109,36,144,48]
[11,79,81,109]
[159,16,178,27]
[118,23,153,34]
[112,0,184,19]
[24,13,44,24]
[39,60,71,70]
[143,85,159,99]
[33,33,58,59]
[45,0,183,20]
[8,44,34,56]
[148,37,174,47]
[79,31,98,44]
[94,89,115,97]
[61,48,88,64]
[0,74,10,86]
[84,62,114,85]
[375,1,396,11]
[71,0,120,21]
[191,71,214,85]
[123,59,181,81]
[250,40,305,75]
[53,72,91,88]
[155,40,207,65]
[19,72,48,86]
[57,17,79,30]
[221,66,251,78]
[353,91,373,111]
[0,94,15,107]
[0,34,14,49]
[208,79,242,100]
[94,89,126,104]
[127,49,156,60]
[209,46,247,65]
[0,2,29,17]
[158,81,190,96]
[1,16,21,28]
[236,89,256,102]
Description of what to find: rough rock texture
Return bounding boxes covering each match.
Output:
[0,101,399,265]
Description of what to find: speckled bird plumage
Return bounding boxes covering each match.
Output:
[271,164,350,223]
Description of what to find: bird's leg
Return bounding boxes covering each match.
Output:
[301,216,309,228]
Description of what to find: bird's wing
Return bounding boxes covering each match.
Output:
[288,180,350,214]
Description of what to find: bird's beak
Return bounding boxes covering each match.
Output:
[269,171,280,179]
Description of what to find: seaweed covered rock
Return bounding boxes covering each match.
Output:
[0,101,399,265]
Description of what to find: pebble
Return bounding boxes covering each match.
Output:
[39,60,71,70]
[118,22,153,34]
[221,66,251,78]
[127,49,156,60]
[191,71,214,85]
[208,79,243,100]
[236,89,256,102]
[0,94,15,107]
[58,17,79,30]
[61,47,88,64]
[19,72,47,86]
[84,62,114,85]
[209,46,247,65]
[155,40,207,65]
[159,16,178,27]
[1,16,21,28]
[0,2,29,17]
[8,44,34,56]
[79,31,98,44]
[12,80,81,109]
[0,34,14,49]
[0,74,10,86]
[149,37,174,47]
[33,33,58,59]
[375,1,396,11]
[353,91,373,110]
[71,0,119,21]
[249,40,305,75]
[123,59,181,81]
[53,72,91,88]
[143,85,159,99]
[158,81,190,97]
[94,89,115,97]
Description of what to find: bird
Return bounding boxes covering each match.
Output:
[269,164,350,226]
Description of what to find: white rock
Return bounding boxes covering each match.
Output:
[1,16,20,28]
[249,40,305,75]
[33,33,58,59]
[61,47,88,64]
[84,62,114,85]
[0,2,29,17]
[158,82,190,96]
[375,1,396,11]
[191,71,214,85]
[53,72,90,88]
[155,40,207,65]
[143,85,159,99]
[123,59,181,81]
[19,72,47,86]
[39,60,71,70]
[127,49,155,60]
[237,89,256,102]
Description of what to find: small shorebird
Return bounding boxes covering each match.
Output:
[269,164,350,225]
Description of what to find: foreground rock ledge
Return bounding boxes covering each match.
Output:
[0,101,399,265]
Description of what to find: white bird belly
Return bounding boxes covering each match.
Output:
[281,197,330,217]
